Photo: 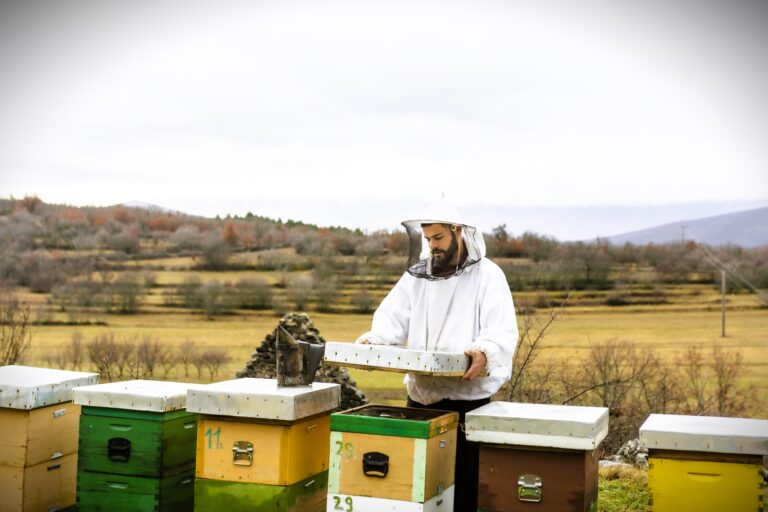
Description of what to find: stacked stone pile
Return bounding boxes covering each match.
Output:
[236,312,368,410]
[608,438,649,469]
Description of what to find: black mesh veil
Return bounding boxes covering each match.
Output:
[402,221,484,280]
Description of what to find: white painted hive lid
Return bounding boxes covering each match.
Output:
[0,365,99,409]
[186,378,340,421]
[465,401,609,450]
[323,341,468,376]
[73,379,200,412]
[640,413,768,455]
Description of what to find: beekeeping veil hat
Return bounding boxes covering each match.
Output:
[402,202,486,280]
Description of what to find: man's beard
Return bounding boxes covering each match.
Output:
[431,232,459,274]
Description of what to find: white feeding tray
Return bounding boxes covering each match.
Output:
[323,342,469,376]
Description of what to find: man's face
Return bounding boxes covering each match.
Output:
[422,224,461,268]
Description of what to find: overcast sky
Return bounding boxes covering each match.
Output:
[1,0,767,236]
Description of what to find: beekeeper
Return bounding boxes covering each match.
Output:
[356,202,519,512]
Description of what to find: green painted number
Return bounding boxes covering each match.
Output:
[205,427,222,449]
[332,496,353,511]
[335,441,354,458]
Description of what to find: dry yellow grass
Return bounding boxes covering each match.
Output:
[23,304,767,412]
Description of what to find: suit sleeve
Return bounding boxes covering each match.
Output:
[472,264,519,380]
[355,273,411,346]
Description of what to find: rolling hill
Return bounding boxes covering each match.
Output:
[607,206,768,247]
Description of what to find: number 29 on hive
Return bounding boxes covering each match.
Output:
[332,495,353,511]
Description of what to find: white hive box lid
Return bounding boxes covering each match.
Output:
[73,379,200,412]
[323,341,468,376]
[186,378,340,421]
[640,413,768,456]
[0,365,99,409]
[465,401,609,450]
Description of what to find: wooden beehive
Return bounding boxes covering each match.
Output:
[465,401,608,512]
[328,405,458,511]
[640,413,768,512]
[74,379,200,511]
[0,365,98,512]
[187,378,340,510]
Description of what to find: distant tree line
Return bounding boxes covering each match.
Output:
[2,197,766,316]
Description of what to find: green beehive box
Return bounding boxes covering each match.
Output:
[77,466,195,512]
[74,380,199,478]
[194,471,327,512]
[78,407,197,477]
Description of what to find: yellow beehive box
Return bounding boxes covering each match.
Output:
[187,378,340,487]
[0,452,77,512]
[328,405,458,504]
[0,365,97,511]
[0,401,81,468]
[195,413,330,485]
[640,414,768,512]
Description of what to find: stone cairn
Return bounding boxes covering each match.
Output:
[235,312,368,411]
[608,438,649,469]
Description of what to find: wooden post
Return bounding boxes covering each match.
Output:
[721,269,726,338]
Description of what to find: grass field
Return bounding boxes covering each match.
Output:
[24,297,768,413]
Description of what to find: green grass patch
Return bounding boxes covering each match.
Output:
[598,466,650,512]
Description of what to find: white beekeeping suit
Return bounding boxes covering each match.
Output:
[356,203,519,405]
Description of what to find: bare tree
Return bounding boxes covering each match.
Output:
[506,294,569,402]
[196,348,231,381]
[0,294,33,365]
[177,339,198,378]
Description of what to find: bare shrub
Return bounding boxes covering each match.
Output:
[505,297,762,455]
[109,273,145,313]
[177,339,198,378]
[87,333,119,381]
[199,234,230,270]
[177,276,203,309]
[233,278,273,310]
[49,332,87,370]
[199,281,226,319]
[195,348,231,381]
[169,225,203,252]
[135,336,174,379]
[0,294,33,365]
[314,277,340,313]
[351,287,376,314]
[287,276,314,310]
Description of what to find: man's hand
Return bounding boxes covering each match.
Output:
[357,338,371,344]
[463,348,487,380]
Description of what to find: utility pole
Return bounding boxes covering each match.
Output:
[721,269,726,338]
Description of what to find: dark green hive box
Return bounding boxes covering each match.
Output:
[194,471,328,512]
[77,467,195,512]
[78,406,197,477]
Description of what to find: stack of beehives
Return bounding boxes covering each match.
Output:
[187,377,341,511]
[0,365,98,511]
[73,380,200,511]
